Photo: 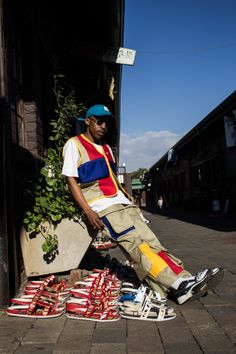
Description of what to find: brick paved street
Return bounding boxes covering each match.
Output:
[0,208,235,354]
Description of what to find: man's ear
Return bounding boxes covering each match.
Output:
[84,117,90,126]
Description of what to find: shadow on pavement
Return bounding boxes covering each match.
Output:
[144,206,236,232]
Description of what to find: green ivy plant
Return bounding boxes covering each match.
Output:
[23,75,85,261]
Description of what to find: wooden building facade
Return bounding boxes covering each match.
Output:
[0,0,125,305]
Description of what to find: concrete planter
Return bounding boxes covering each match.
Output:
[20,218,92,277]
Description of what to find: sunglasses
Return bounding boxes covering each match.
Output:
[91,116,112,129]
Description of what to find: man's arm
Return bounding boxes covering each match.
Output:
[67,176,104,230]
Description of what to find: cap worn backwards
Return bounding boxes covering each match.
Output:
[85,104,112,118]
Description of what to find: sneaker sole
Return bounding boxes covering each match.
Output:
[207,268,224,291]
[177,278,208,305]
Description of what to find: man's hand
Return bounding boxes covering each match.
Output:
[85,208,104,230]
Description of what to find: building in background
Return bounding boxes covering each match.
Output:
[117,163,132,196]
[148,91,236,215]
[131,179,144,207]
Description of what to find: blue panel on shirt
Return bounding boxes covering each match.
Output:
[77,158,109,183]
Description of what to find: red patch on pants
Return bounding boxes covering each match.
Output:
[158,251,184,275]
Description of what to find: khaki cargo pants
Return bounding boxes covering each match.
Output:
[98,204,191,297]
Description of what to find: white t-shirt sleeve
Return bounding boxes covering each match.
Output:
[62,139,80,177]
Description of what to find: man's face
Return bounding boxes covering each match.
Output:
[85,115,112,143]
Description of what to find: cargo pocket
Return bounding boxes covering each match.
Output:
[102,209,135,240]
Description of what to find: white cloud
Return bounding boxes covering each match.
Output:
[119,130,183,172]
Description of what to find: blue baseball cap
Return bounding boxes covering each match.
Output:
[85,104,113,118]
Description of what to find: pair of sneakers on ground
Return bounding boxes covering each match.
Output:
[170,267,224,304]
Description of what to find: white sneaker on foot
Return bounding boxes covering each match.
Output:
[174,269,209,305]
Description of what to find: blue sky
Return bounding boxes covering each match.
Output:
[119,0,236,171]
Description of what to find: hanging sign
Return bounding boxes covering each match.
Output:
[103,47,136,65]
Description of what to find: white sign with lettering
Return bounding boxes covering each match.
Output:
[103,47,136,65]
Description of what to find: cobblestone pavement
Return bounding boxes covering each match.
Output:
[0,208,236,354]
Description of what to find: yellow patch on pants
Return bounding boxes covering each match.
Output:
[139,243,168,278]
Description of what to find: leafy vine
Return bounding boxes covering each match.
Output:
[23,75,85,257]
